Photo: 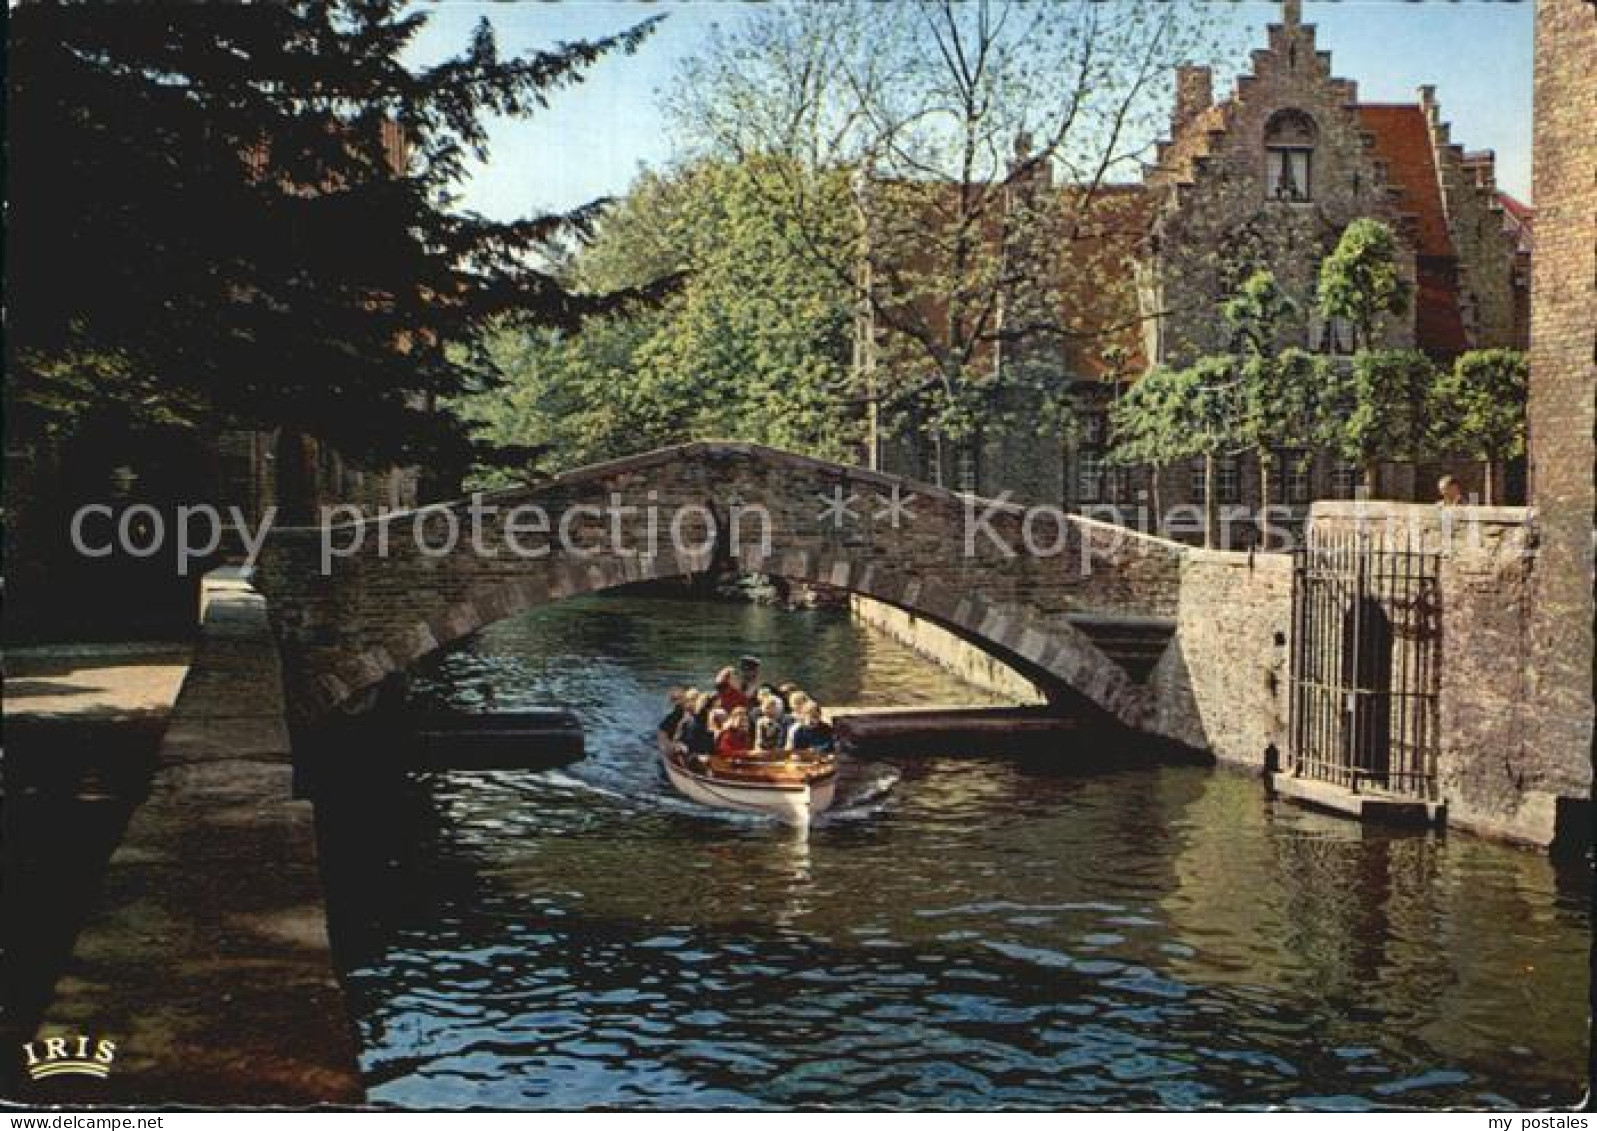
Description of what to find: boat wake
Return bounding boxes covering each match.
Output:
[817,760,902,824]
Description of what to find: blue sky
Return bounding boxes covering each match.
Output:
[403,0,1534,220]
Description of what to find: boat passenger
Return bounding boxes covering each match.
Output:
[776,682,800,709]
[675,692,715,756]
[656,686,687,741]
[706,707,729,738]
[737,655,762,698]
[716,707,753,756]
[786,703,836,753]
[713,666,748,712]
[784,692,812,743]
[685,686,707,721]
[754,697,786,752]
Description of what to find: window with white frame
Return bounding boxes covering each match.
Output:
[1104,464,1128,505]
[1193,456,1241,504]
[1309,311,1356,355]
[1265,109,1317,203]
[1072,411,1110,504]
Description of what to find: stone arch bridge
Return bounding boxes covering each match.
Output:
[255,443,1188,729]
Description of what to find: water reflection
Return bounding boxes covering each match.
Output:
[315,593,1590,1109]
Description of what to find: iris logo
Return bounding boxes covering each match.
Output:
[20,1035,117,1080]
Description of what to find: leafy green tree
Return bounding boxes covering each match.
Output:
[456,158,862,478]
[454,314,680,488]
[1316,219,1413,353]
[8,1,662,480]
[1177,357,1243,548]
[1338,350,1440,495]
[1430,348,1527,504]
[1109,366,1183,523]
[1223,270,1297,358]
[667,0,1220,481]
[1225,271,1293,519]
[1110,359,1234,547]
[1237,348,1339,527]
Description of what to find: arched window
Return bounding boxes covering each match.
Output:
[1264,109,1317,203]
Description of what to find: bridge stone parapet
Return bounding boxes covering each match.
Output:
[254,442,1188,729]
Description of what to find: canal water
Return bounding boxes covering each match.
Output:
[315,593,1590,1110]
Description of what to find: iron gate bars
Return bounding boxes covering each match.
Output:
[1289,530,1441,799]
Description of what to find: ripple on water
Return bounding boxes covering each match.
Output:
[317,594,1592,1110]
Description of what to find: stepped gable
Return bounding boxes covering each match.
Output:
[1422,87,1532,350]
[1148,4,1398,210]
[1145,0,1526,360]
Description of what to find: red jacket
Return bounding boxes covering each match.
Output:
[716,726,752,756]
[715,682,748,712]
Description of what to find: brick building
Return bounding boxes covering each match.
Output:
[868,0,1531,529]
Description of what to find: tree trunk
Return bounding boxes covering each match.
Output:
[867,395,881,472]
[1204,451,1217,549]
[275,429,321,526]
[1151,466,1163,538]
[1363,461,1378,499]
[1257,452,1272,549]
[1483,458,1496,506]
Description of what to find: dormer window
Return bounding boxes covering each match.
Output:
[1265,109,1317,203]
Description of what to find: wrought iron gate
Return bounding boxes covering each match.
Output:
[1288,531,1441,799]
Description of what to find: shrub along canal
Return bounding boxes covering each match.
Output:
[314,593,1590,1109]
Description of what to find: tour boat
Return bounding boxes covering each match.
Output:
[657,735,839,826]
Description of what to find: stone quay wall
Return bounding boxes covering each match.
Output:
[1304,502,1581,847]
[1145,500,1582,849]
[848,594,1049,705]
[26,570,363,1107]
[1150,550,1295,770]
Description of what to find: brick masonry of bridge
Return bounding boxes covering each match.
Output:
[257,443,1189,732]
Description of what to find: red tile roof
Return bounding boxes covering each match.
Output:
[863,179,1152,381]
[1356,105,1453,259]
[1498,191,1534,225]
[1498,191,1535,256]
[1357,104,1468,358]
[1054,187,1154,378]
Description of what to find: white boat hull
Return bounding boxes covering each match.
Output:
[658,745,837,827]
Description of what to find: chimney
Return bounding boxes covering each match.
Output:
[1173,65,1213,134]
[1418,84,1440,125]
[1283,0,1302,28]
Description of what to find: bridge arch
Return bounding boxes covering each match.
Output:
[254,443,1185,730]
